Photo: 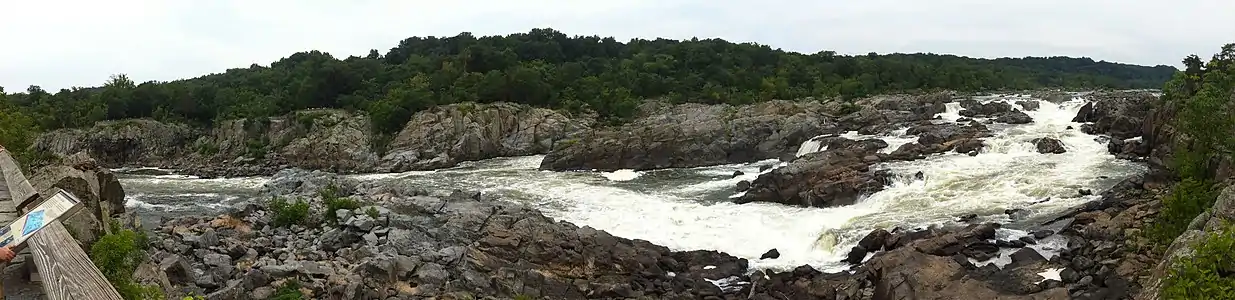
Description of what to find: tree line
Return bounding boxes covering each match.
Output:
[3,28,1178,138]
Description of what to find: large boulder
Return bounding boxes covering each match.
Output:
[26,152,128,248]
[384,102,593,172]
[540,100,840,171]
[737,148,889,208]
[1073,91,1156,140]
[1032,137,1067,154]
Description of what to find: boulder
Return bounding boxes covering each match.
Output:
[736,149,889,208]
[1072,91,1156,140]
[26,152,129,247]
[385,102,593,172]
[1032,138,1067,154]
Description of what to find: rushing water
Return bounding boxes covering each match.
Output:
[119,94,1146,272]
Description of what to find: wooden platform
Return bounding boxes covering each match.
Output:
[0,148,121,299]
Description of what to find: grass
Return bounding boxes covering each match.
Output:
[268,196,311,227]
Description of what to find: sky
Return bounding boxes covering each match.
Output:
[2,0,1233,91]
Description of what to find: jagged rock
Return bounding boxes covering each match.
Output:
[385,103,593,172]
[1072,91,1156,139]
[737,149,889,208]
[1016,100,1041,111]
[1033,137,1067,154]
[26,152,128,247]
[760,249,780,259]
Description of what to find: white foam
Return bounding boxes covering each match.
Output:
[601,169,642,181]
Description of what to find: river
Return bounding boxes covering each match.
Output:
[115,94,1145,273]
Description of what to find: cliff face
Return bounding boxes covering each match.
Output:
[31,103,594,176]
[382,102,594,172]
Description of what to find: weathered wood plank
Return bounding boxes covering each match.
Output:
[0,149,37,207]
[28,221,123,300]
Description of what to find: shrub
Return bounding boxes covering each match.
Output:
[365,206,380,219]
[1148,178,1218,246]
[268,196,311,227]
[320,184,360,223]
[91,222,162,300]
[1161,225,1235,299]
[270,280,305,300]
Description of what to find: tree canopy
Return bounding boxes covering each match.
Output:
[2,28,1178,135]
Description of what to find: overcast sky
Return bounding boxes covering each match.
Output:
[2,0,1232,91]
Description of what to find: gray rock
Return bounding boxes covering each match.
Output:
[318,228,362,252]
[345,215,377,232]
[336,209,353,222]
[415,262,449,284]
[159,255,196,285]
[258,264,297,277]
[251,287,276,300]
[203,253,233,268]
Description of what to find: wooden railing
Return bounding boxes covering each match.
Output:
[0,147,121,300]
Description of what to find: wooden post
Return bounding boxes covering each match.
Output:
[0,148,123,299]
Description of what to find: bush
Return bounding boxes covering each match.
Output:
[270,280,305,300]
[91,222,163,300]
[320,184,360,223]
[1149,178,1218,246]
[1161,225,1235,299]
[268,196,311,227]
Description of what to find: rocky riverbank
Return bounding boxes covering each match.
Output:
[30,90,1077,178]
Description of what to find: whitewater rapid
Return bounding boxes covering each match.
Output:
[119,94,1145,272]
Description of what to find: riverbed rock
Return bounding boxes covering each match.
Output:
[539,100,840,171]
[384,102,593,172]
[1033,137,1067,154]
[1072,91,1156,140]
[736,148,889,208]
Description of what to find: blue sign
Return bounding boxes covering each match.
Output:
[22,210,45,236]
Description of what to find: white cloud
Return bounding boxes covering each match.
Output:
[2,0,1232,91]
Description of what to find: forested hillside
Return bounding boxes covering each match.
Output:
[3,28,1177,136]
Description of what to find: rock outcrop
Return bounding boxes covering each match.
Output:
[539,100,841,172]
[26,152,130,248]
[383,103,593,172]
[143,170,755,299]
[1033,137,1067,154]
[1073,91,1156,140]
[33,119,198,167]
[540,93,955,172]
[736,148,888,208]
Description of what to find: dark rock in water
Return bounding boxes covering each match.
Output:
[914,171,925,181]
[844,246,868,264]
[1016,100,1041,111]
[1005,208,1024,215]
[995,110,1034,124]
[858,229,891,252]
[1032,137,1067,154]
[957,213,978,223]
[961,242,1001,261]
[1019,236,1037,245]
[1078,189,1093,196]
[738,149,890,208]
[959,100,1014,117]
[734,180,751,192]
[1071,91,1155,140]
[760,249,781,259]
[953,138,985,154]
[759,164,772,172]
[967,150,979,156]
[956,117,974,123]
[731,170,745,178]
[1007,248,1047,269]
[1030,197,1051,205]
[1066,125,1074,130]
[996,239,1027,248]
[1033,230,1055,239]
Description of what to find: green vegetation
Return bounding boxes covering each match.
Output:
[1161,225,1235,299]
[1,28,1175,138]
[268,196,311,227]
[1148,178,1218,244]
[1157,44,1235,296]
[0,89,43,165]
[270,280,305,300]
[364,206,380,219]
[91,220,163,300]
[320,184,361,223]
